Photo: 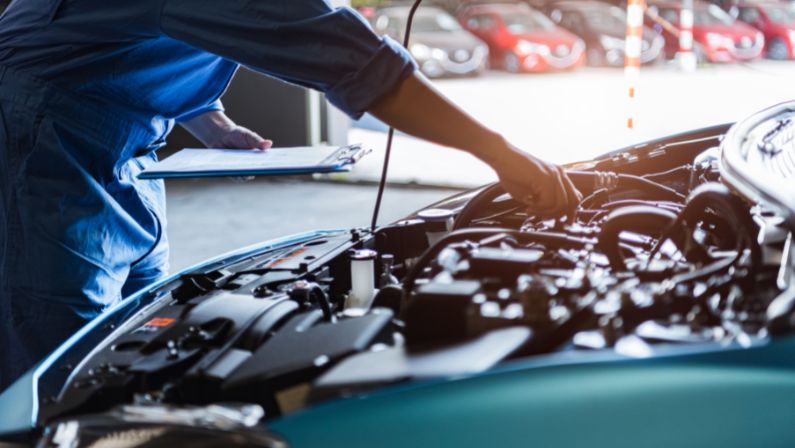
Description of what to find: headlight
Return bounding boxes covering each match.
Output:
[516,40,550,56]
[431,48,447,60]
[705,32,731,48]
[411,43,431,60]
[789,30,795,45]
[599,35,625,50]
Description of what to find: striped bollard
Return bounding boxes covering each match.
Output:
[677,0,697,71]
[625,0,644,129]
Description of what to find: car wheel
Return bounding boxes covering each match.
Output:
[469,64,485,78]
[693,43,707,64]
[651,51,667,66]
[767,38,789,60]
[503,52,521,73]
[587,48,605,66]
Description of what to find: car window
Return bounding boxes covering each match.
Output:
[559,11,585,32]
[580,6,627,34]
[467,14,497,30]
[695,5,736,25]
[501,9,556,33]
[374,15,390,33]
[549,9,563,24]
[738,7,761,24]
[659,8,680,24]
[763,5,795,24]
[413,11,463,32]
[383,16,403,38]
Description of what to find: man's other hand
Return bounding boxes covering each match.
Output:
[180,110,272,150]
[209,124,272,150]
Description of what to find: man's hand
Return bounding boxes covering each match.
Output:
[489,146,582,217]
[180,110,272,150]
[207,124,272,150]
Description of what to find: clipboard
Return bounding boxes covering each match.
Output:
[138,144,371,180]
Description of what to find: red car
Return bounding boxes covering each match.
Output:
[648,1,764,62]
[736,2,795,59]
[458,3,585,73]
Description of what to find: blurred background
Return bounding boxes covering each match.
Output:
[4,0,792,271]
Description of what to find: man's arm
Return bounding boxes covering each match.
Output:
[160,1,579,215]
[369,73,581,216]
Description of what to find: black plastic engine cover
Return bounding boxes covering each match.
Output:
[223,308,394,391]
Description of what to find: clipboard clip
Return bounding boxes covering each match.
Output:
[328,144,372,166]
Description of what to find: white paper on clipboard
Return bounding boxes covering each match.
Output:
[139,144,370,179]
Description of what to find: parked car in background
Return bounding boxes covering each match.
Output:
[544,0,665,66]
[369,6,489,78]
[735,1,795,59]
[647,0,765,62]
[459,3,585,72]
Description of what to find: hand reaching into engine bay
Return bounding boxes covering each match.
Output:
[180,110,273,150]
[491,146,582,216]
[369,72,581,216]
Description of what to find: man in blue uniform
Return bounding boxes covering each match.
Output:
[0,0,580,390]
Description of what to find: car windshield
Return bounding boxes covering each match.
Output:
[502,10,556,33]
[763,5,795,24]
[412,12,463,32]
[580,6,627,34]
[695,5,736,25]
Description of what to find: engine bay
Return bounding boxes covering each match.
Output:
[25,119,795,443]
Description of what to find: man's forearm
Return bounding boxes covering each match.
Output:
[368,71,581,215]
[368,73,509,164]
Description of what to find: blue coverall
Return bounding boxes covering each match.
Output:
[0,0,415,390]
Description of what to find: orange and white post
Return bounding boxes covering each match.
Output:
[677,0,697,71]
[624,0,644,129]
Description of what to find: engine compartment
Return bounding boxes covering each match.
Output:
[25,122,795,443]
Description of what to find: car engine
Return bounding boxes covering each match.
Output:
[26,116,795,445]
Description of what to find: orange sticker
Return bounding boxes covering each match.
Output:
[265,248,308,268]
[144,317,176,328]
[134,317,177,334]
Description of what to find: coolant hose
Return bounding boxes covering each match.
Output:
[402,227,594,295]
[598,205,680,271]
[567,170,686,202]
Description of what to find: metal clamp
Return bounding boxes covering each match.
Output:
[593,171,619,191]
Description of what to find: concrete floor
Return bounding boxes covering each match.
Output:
[165,178,459,271]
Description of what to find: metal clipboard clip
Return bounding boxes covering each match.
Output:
[322,144,372,167]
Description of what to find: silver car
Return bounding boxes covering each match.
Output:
[370,6,490,78]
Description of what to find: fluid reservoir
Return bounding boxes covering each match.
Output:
[418,208,455,247]
[346,249,378,310]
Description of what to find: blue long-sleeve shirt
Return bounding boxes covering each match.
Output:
[0,0,416,122]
